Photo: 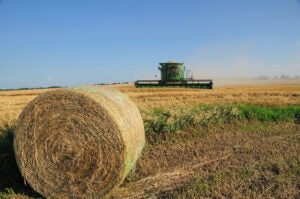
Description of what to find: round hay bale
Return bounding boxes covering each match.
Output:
[14,86,145,199]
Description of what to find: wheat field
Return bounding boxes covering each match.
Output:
[1,80,299,125]
[0,80,300,198]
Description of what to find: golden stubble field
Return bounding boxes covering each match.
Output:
[0,80,300,198]
[1,80,300,126]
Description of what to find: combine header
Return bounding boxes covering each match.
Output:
[135,61,213,89]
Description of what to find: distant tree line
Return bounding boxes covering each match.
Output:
[254,75,300,80]
[0,82,135,91]
[94,82,131,85]
[0,86,62,92]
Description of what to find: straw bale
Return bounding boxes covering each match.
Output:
[13,86,145,199]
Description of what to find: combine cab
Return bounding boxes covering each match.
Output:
[135,61,213,89]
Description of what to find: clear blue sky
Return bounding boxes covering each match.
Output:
[1,0,300,89]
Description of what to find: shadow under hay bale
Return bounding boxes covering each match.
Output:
[14,86,145,199]
[0,124,41,197]
[0,124,21,190]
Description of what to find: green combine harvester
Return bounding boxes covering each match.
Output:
[135,61,213,89]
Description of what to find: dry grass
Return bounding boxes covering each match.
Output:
[122,83,300,110]
[113,122,300,199]
[1,80,299,125]
[0,80,299,198]
[0,89,54,127]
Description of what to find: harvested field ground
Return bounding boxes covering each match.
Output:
[1,80,300,122]
[0,80,300,198]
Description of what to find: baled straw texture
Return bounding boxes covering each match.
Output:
[14,86,145,199]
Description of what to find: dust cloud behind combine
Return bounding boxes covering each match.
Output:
[185,41,300,87]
